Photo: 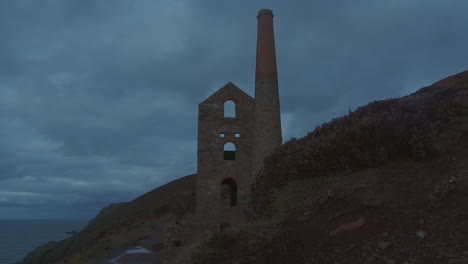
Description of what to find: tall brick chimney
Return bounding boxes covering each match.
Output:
[252,9,282,178]
[255,9,278,81]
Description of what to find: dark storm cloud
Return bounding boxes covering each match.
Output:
[0,0,467,219]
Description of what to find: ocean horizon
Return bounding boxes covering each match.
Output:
[0,219,88,264]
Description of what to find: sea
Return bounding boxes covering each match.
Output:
[0,219,89,264]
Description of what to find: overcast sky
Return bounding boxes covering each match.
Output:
[0,0,467,219]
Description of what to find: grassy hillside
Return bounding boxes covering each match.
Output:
[21,174,197,264]
[22,70,468,264]
[252,70,468,217]
[193,70,468,263]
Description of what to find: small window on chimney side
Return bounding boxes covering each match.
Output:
[235,133,240,138]
[220,132,225,138]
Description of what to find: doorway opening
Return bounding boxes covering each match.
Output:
[221,178,237,207]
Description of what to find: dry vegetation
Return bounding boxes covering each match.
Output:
[251,72,468,217]
[194,70,468,264]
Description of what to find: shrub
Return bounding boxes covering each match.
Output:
[251,84,468,217]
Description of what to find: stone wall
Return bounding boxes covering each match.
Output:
[252,78,282,177]
[196,82,255,218]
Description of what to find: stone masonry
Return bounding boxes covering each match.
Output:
[196,82,255,218]
[196,8,282,218]
[163,9,282,264]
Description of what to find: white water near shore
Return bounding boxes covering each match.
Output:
[0,219,88,264]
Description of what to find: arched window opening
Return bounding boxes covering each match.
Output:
[221,178,237,207]
[224,100,236,118]
[224,142,236,160]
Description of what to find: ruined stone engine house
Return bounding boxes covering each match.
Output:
[196,9,282,218]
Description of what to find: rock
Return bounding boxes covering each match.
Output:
[418,218,425,224]
[382,232,389,237]
[329,217,366,236]
[303,211,312,216]
[366,256,375,262]
[386,259,396,264]
[377,240,392,250]
[416,230,428,239]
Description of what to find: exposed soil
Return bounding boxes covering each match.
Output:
[256,189,467,264]
[252,136,468,264]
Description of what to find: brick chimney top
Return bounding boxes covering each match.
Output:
[255,9,277,81]
[257,9,273,19]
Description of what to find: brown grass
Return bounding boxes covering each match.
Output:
[251,71,468,217]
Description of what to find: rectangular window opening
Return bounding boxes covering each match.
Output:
[235,132,240,138]
[220,132,225,138]
[224,151,236,160]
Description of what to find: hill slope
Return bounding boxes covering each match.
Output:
[21,174,197,264]
[193,70,468,264]
[252,70,468,217]
[22,70,468,264]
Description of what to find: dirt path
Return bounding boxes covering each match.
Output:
[92,220,166,264]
